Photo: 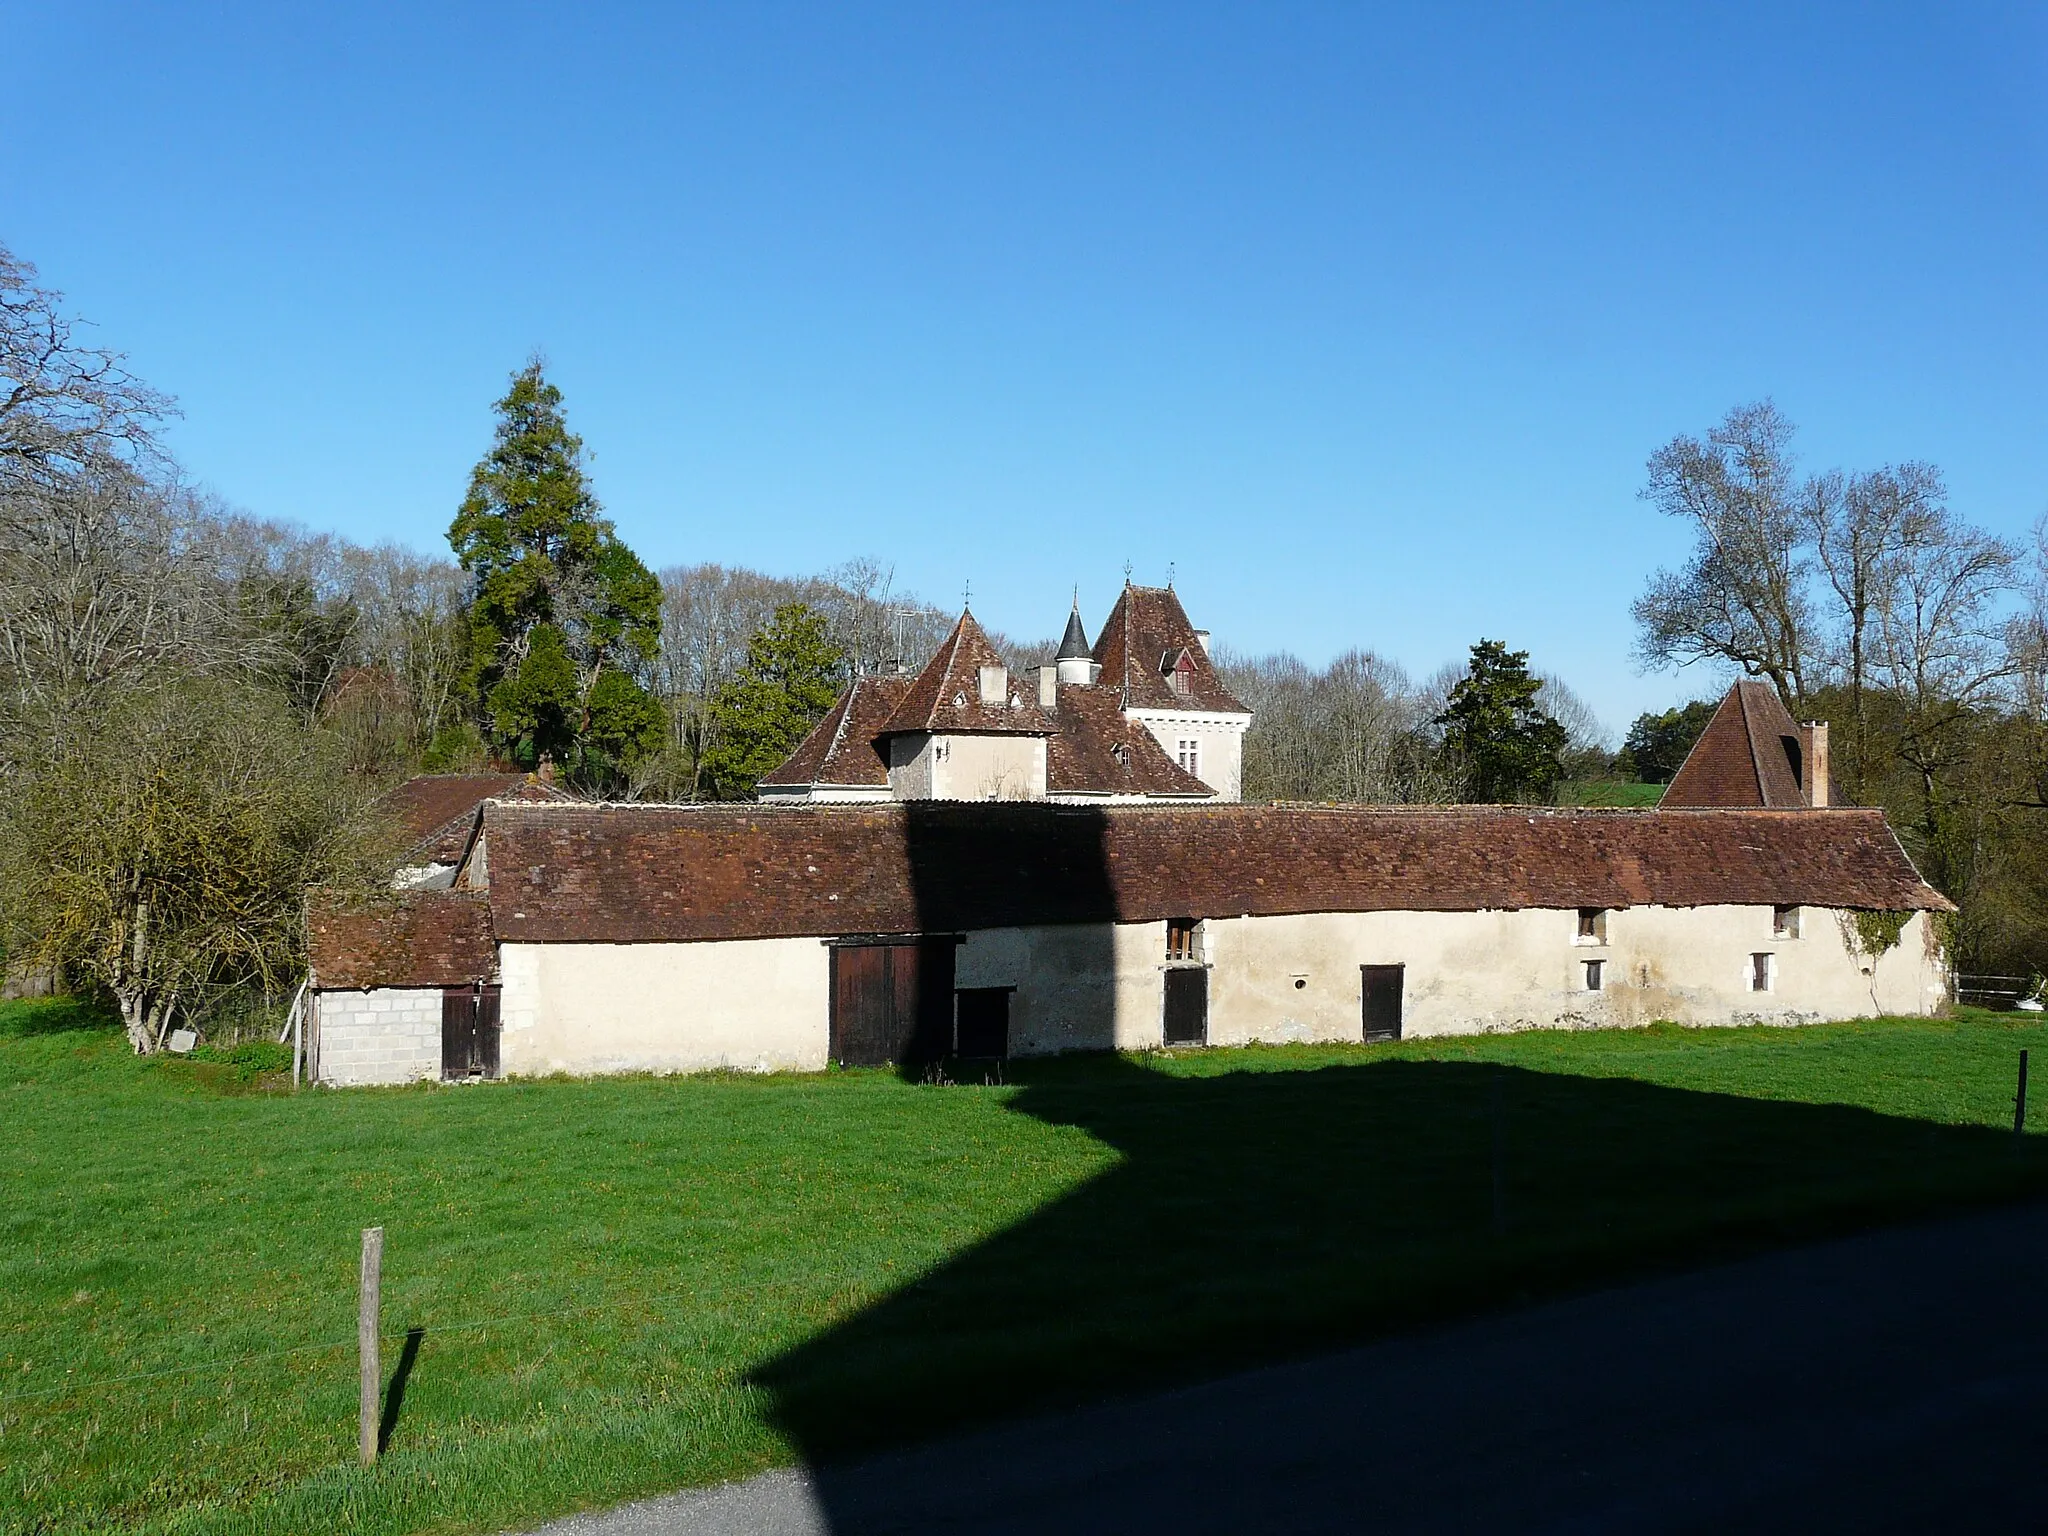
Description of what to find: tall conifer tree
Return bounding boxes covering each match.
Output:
[449,362,662,786]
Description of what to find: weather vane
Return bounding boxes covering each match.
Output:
[962,578,972,612]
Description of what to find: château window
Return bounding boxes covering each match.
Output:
[1750,952,1774,993]
[1773,905,1801,939]
[1583,958,1605,992]
[1177,739,1200,776]
[1166,917,1200,962]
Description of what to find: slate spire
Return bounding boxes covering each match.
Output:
[1056,600,1092,661]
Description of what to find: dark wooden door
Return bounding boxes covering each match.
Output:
[475,985,501,1078]
[830,941,957,1066]
[1361,964,1404,1043]
[441,987,472,1079]
[441,985,501,1079]
[1163,967,1208,1046]
[955,988,1011,1058]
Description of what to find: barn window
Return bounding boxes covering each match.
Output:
[1166,917,1201,962]
[1750,952,1774,993]
[1583,959,1605,992]
[1576,908,1607,944]
[1773,905,1801,939]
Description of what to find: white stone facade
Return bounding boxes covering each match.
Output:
[498,936,830,1077]
[1124,707,1252,802]
[887,731,1049,802]
[313,987,442,1086]
[420,902,1946,1079]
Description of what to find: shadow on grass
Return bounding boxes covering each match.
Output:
[0,996,120,1037]
[379,1327,426,1455]
[751,1052,2048,1475]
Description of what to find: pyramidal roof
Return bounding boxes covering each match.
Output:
[757,673,911,789]
[1092,584,1249,714]
[1662,680,1841,808]
[877,610,1058,736]
[1056,603,1092,661]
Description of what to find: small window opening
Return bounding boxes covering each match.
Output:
[1584,958,1605,992]
[1750,952,1773,993]
[1576,908,1607,945]
[1166,917,1200,962]
[1773,905,1801,939]
[1177,739,1200,777]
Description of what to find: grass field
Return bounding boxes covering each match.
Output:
[1554,779,1666,807]
[5,999,2047,1535]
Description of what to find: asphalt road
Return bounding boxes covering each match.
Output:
[528,1200,2048,1534]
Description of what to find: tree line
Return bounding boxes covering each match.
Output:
[1630,400,2048,974]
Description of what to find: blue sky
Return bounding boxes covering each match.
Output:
[7,4,2046,734]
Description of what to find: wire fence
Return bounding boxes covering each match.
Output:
[1956,974,2041,1010]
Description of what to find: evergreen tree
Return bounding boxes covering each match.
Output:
[1617,699,1716,783]
[699,604,846,799]
[1434,640,1569,802]
[449,362,662,786]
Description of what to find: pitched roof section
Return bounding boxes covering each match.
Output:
[379,773,575,863]
[758,674,912,789]
[463,800,1946,948]
[878,610,1058,737]
[1093,585,1249,714]
[307,891,497,990]
[1663,681,1839,809]
[1046,685,1213,797]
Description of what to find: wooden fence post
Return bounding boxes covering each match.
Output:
[359,1226,383,1466]
[2017,1050,2031,1140]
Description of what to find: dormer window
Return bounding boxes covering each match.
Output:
[1162,648,1196,697]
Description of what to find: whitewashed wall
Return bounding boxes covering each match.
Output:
[498,936,830,1076]
[1124,708,1250,800]
[423,902,1943,1082]
[314,988,441,1086]
[959,904,1946,1054]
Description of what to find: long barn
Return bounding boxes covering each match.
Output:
[304,795,1949,1086]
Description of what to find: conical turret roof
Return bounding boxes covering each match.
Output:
[1056,603,1092,661]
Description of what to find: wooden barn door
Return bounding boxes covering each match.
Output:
[830,941,956,1066]
[1163,967,1208,1046]
[1361,965,1404,1044]
[441,985,502,1080]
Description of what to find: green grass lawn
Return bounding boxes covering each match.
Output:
[4,1000,2047,1535]
[1555,779,1666,807]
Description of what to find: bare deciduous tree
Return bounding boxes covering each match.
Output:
[0,241,174,483]
[0,678,378,1051]
[1633,400,1813,705]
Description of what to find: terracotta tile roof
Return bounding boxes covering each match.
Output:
[879,611,1058,737]
[458,801,1947,948]
[379,773,575,863]
[307,890,497,990]
[1093,585,1249,714]
[1663,682,1841,809]
[1046,684,1214,797]
[759,675,912,789]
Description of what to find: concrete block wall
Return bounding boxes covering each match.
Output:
[315,988,442,1086]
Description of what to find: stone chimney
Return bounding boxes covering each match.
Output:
[1037,665,1058,708]
[978,664,1008,705]
[1799,722,1829,808]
